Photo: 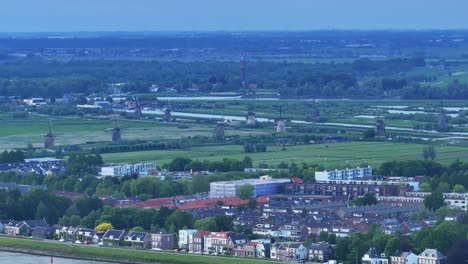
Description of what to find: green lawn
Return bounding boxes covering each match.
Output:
[0,113,268,151]
[102,141,468,168]
[0,236,278,264]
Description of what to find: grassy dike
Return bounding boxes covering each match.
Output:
[0,236,279,264]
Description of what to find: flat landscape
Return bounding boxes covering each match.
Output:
[102,141,468,168]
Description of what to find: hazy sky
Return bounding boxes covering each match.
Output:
[1,0,468,32]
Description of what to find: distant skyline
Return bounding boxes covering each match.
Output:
[1,0,468,32]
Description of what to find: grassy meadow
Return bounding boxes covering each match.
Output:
[0,236,278,264]
[102,141,468,168]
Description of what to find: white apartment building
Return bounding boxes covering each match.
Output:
[100,162,157,176]
[210,176,290,198]
[315,166,373,181]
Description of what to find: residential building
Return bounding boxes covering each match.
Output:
[178,229,198,249]
[255,241,271,258]
[284,182,411,199]
[151,232,175,250]
[233,241,257,257]
[76,228,99,244]
[102,229,126,247]
[271,242,307,261]
[391,251,417,264]
[4,219,49,237]
[362,247,388,264]
[100,162,157,176]
[443,192,468,211]
[204,232,231,254]
[417,249,446,264]
[226,233,248,253]
[31,226,56,239]
[191,230,210,253]
[124,231,151,249]
[24,98,47,107]
[210,176,290,198]
[315,166,372,181]
[309,242,334,262]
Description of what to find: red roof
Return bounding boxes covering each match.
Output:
[117,196,268,210]
[195,230,211,237]
[291,177,303,183]
[54,191,85,201]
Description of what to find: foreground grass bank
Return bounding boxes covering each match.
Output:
[0,236,278,264]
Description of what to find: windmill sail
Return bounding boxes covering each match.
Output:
[43,120,55,149]
[112,116,121,143]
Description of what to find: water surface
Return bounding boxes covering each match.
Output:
[0,251,113,264]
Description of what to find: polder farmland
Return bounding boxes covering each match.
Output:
[101,141,468,168]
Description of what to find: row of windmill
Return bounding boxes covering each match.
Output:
[41,100,449,149]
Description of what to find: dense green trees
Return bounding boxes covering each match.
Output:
[238,184,254,200]
[0,188,70,224]
[0,150,24,163]
[1,55,467,99]
[354,193,378,206]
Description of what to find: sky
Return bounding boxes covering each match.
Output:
[1,0,468,32]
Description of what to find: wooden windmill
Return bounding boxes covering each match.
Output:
[276,106,286,133]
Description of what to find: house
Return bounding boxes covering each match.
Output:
[124,231,151,249]
[276,225,309,240]
[271,242,307,261]
[233,241,257,257]
[5,219,48,236]
[76,228,99,244]
[204,232,231,254]
[102,229,126,247]
[417,249,446,264]
[178,229,198,249]
[31,226,56,239]
[400,221,424,234]
[362,247,388,264]
[309,242,334,262]
[151,232,175,250]
[256,240,271,258]
[391,251,417,264]
[226,233,248,253]
[190,230,210,253]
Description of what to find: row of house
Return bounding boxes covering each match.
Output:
[55,227,176,250]
[363,247,446,264]
[178,229,328,262]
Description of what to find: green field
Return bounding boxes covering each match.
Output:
[0,113,268,151]
[102,141,468,168]
[0,236,277,264]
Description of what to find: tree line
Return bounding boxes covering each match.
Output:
[2,56,468,99]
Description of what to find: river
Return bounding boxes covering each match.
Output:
[0,251,112,264]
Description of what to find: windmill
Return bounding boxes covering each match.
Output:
[40,120,56,149]
[111,115,121,143]
[375,110,386,138]
[438,101,447,128]
[212,113,228,140]
[213,122,226,140]
[312,100,320,120]
[246,111,257,126]
[134,96,142,119]
[276,106,286,133]
[163,101,172,122]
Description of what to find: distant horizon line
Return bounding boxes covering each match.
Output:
[1,28,468,34]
